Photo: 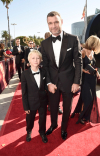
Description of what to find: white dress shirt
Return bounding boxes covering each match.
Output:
[52,31,63,67]
[17,45,21,51]
[31,68,40,88]
[47,31,63,86]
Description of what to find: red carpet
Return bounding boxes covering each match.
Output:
[0,83,100,156]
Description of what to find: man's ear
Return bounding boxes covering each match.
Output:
[61,19,63,25]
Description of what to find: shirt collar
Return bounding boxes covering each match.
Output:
[52,30,63,39]
[31,68,40,74]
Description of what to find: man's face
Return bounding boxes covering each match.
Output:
[16,39,20,46]
[29,42,33,48]
[47,15,63,36]
[29,53,41,67]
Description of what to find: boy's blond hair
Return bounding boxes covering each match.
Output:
[28,50,42,62]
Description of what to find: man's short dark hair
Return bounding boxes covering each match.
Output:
[47,11,61,19]
[16,38,20,41]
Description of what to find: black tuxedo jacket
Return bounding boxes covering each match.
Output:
[25,47,30,64]
[21,67,47,111]
[41,31,82,93]
[12,46,25,64]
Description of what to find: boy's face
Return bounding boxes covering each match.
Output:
[29,53,41,67]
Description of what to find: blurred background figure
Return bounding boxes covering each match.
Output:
[25,40,33,69]
[71,35,100,124]
[37,45,39,50]
[33,42,37,50]
[0,43,12,61]
[6,47,12,55]
[45,32,51,39]
[12,38,25,81]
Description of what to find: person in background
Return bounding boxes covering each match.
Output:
[0,43,12,61]
[25,40,34,69]
[37,45,39,50]
[71,35,100,124]
[33,42,37,50]
[6,48,12,55]
[45,32,51,39]
[12,38,25,81]
[21,50,48,143]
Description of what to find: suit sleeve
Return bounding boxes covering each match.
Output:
[41,42,51,84]
[21,46,25,59]
[73,36,82,85]
[25,49,29,64]
[12,47,19,55]
[21,72,30,110]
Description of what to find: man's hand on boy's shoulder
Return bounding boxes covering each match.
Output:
[25,110,30,114]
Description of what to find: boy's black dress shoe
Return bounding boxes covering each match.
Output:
[46,125,58,135]
[61,131,67,140]
[26,132,31,142]
[40,134,48,143]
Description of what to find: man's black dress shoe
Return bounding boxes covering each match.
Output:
[58,107,63,114]
[26,132,31,142]
[40,134,48,143]
[61,131,67,140]
[46,125,58,135]
[76,119,85,124]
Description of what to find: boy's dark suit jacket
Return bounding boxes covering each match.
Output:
[41,31,82,93]
[21,67,47,111]
[12,46,25,64]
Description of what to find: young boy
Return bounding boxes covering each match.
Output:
[21,50,48,143]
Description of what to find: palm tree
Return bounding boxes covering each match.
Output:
[2,31,9,48]
[1,0,13,48]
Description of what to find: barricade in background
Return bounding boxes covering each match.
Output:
[0,57,16,93]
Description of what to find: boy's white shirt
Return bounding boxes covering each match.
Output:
[31,68,40,88]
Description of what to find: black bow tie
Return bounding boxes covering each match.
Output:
[32,72,40,76]
[52,35,61,43]
[30,48,33,49]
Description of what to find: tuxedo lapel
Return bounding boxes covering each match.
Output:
[29,68,39,88]
[59,31,69,67]
[39,68,43,89]
[47,36,58,69]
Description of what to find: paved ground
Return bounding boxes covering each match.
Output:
[0,73,100,131]
[0,72,19,130]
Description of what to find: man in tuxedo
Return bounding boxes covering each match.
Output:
[12,38,25,81]
[25,40,34,69]
[41,11,82,140]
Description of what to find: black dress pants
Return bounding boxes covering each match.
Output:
[48,81,73,131]
[26,104,47,135]
[16,63,24,80]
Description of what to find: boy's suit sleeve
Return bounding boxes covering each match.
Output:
[21,72,30,110]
